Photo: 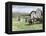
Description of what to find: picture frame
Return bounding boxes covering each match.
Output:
[5,2,45,34]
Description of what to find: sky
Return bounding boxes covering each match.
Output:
[12,5,43,13]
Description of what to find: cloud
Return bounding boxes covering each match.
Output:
[12,5,43,13]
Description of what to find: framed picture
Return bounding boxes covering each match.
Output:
[5,2,45,34]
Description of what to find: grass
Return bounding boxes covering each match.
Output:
[12,18,43,31]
